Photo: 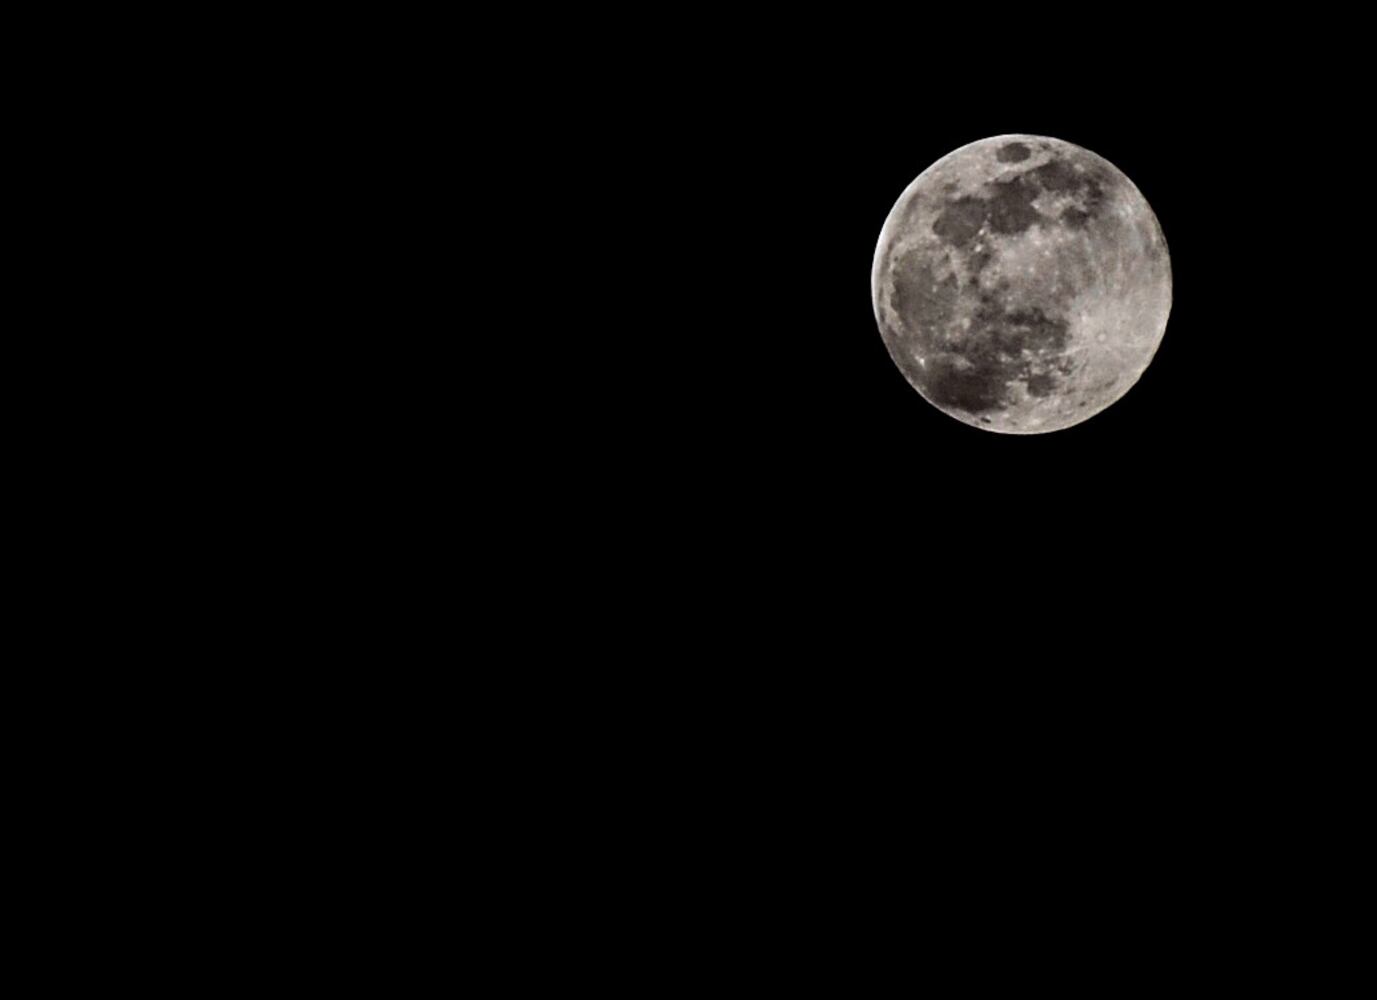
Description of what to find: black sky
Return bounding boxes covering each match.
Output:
[554,25,1367,642]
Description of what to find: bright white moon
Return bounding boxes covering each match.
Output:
[872,135,1171,433]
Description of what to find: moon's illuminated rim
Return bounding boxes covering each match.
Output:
[871,134,1171,434]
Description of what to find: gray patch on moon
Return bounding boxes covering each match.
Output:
[890,248,958,337]
[996,141,1031,163]
[932,197,988,249]
[871,134,1171,434]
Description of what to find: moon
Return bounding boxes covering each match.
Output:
[871,135,1171,433]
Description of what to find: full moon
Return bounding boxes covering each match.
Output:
[871,135,1171,433]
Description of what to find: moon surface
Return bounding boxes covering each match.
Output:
[871,135,1171,433]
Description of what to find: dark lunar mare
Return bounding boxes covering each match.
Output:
[923,297,1071,413]
[890,249,958,335]
[930,149,1110,251]
[995,142,1030,163]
